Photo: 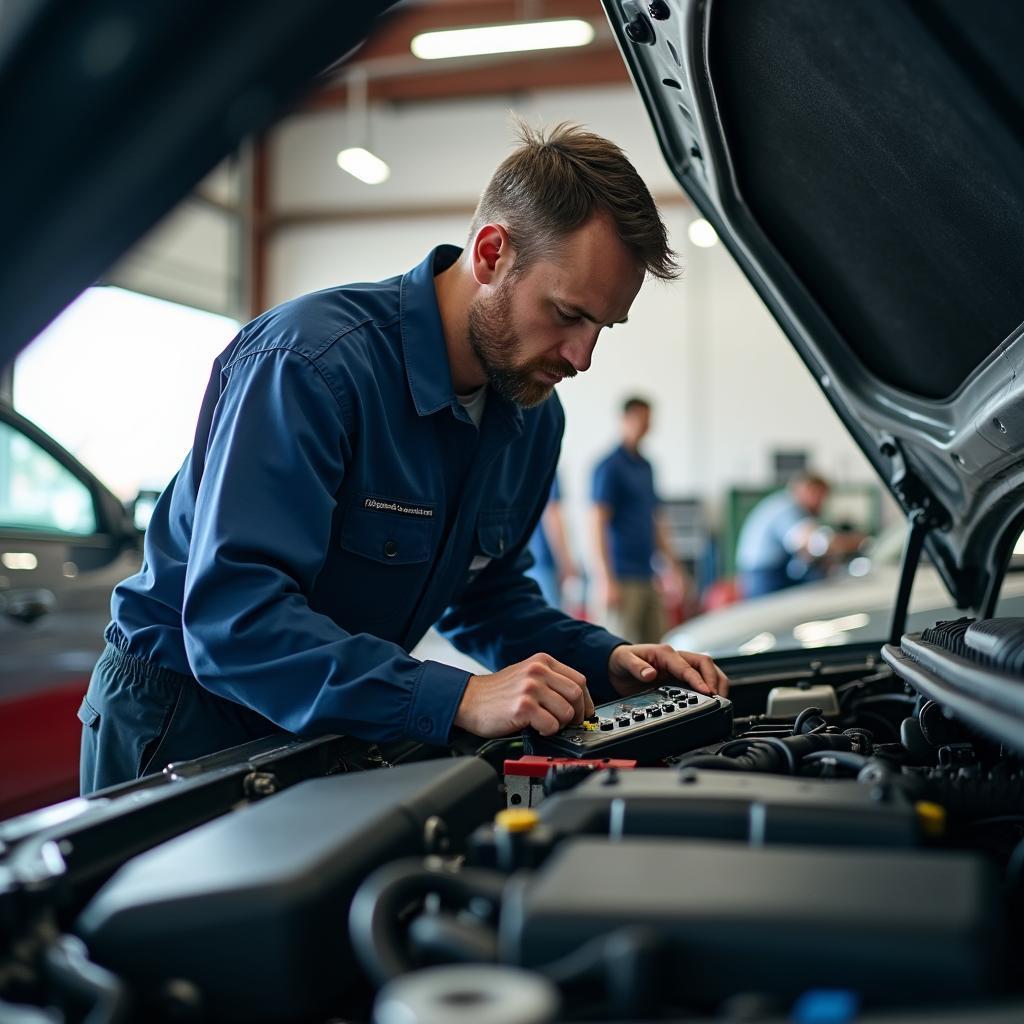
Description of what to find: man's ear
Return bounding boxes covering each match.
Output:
[470,223,512,286]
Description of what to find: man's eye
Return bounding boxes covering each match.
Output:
[555,308,580,324]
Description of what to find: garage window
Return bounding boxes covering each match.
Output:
[13,287,239,501]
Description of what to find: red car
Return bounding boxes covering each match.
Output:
[0,401,142,817]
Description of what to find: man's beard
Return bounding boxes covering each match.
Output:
[467,279,577,409]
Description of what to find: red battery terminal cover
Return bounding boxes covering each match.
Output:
[504,755,638,778]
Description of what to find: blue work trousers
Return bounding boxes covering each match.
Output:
[79,624,284,794]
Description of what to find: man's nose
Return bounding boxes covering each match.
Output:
[561,330,600,373]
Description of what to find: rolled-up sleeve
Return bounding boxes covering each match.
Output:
[181,348,469,745]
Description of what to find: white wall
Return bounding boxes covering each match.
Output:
[107,197,239,318]
[266,85,882,563]
[104,160,243,319]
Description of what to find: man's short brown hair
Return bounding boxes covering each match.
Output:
[470,120,678,281]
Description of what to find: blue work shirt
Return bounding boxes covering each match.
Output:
[591,445,659,579]
[110,246,624,748]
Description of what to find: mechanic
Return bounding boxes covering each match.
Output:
[79,123,728,794]
[591,397,685,643]
[735,473,864,598]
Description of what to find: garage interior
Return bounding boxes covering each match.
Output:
[7,0,891,610]
[2,2,1024,1022]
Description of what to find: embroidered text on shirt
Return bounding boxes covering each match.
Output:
[363,497,435,518]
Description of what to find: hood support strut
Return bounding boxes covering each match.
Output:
[884,434,952,643]
[889,509,932,646]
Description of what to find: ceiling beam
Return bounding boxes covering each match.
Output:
[306,42,627,109]
[301,0,627,110]
[267,191,691,233]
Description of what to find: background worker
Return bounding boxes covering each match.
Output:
[80,124,727,794]
[525,475,579,610]
[736,472,865,598]
[591,397,685,643]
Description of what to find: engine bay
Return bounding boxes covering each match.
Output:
[2,622,1024,1023]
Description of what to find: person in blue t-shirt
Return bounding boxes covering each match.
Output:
[525,476,577,609]
[736,473,864,598]
[591,397,684,643]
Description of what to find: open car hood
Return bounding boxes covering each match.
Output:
[603,0,1024,612]
[0,0,397,372]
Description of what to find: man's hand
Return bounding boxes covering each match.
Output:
[608,644,729,698]
[455,653,596,738]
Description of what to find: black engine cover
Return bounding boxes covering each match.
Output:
[75,758,497,1021]
[501,837,1002,1005]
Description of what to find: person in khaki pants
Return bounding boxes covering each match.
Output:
[591,397,685,643]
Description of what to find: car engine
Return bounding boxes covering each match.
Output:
[2,620,1023,1023]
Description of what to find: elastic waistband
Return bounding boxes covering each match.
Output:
[102,621,197,690]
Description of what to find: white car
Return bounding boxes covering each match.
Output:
[667,527,1024,658]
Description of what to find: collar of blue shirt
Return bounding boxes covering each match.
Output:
[399,245,523,433]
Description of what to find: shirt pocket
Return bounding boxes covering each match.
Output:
[470,508,532,582]
[340,504,435,565]
[476,509,514,560]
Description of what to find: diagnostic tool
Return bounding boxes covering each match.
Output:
[524,685,733,762]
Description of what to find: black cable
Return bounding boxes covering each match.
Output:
[407,912,499,966]
[677,733,852,775]
[793,706,823,735]
[43,935,131,1024]
[836,670,895,691]
[803,749,873,772]
[751,736,798,774]
[716,738,758,758]
[675,754,748,772]
[349,859,506,987]
[851,694,917,708]
[856,710,902,742]
[474,737,521,757]
[842,727,875,754]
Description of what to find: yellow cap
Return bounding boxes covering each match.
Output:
[915,801,947,837]
[495,808,540,833]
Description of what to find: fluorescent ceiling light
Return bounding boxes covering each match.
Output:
[688,218,718,248]
[411,19,595,61]
[336,147,390,185]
